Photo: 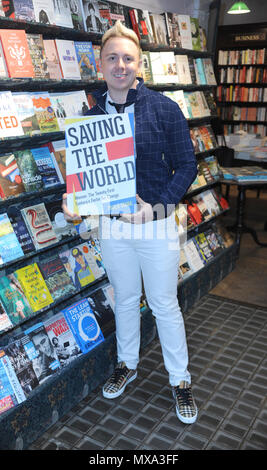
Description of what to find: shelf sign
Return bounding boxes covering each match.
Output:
[234,32,266,42]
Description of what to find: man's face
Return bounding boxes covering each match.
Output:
[100,37,142,98]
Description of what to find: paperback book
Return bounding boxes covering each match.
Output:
[87,286,115,336]
[14,149,44,192]
[43,39,62,80]
[26,33,49,79]
[177,15,192,50]
[0,29,35,78]
[204,227,224,256]
[39,254,76,301]
[59,244,95,289]
[0,152,25,199]
[75,240,104,280]
[30,146,62,188]
[13,0,35,21]
[193,232,214,263]
[190,17,201,51]
[0,350,26,415]
[51,140,66,182]
[0,91,24,138]
[0,298,12,331]
[0,274,33,325]
[5,338,39,396]
[164,12,181,48]
[183,238,205,273]
[15,263,54,312]
[50,90,90,131]
[32,0,55,25]
[69,0,85,31]
[82,0,110,34]
[74,41,97,80]
[178,248,194,280]
[149,12,168,46]
[0,212,24,264]
[21,202,59,249]
[30,92,60,133]
[12,92,40,136]
[7,205,35,254]
[53,0,73,28]
[55,39,81,80]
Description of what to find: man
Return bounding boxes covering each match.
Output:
[62,20,198,424]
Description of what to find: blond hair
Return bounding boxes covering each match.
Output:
[101,20,141,57]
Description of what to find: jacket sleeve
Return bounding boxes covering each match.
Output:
[156,100,198,210]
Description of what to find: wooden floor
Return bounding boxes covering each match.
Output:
[211,185,267,308]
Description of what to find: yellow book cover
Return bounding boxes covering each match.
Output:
[15,263,53,312]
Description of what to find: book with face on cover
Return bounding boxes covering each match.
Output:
[0,29,35,78]
[4,338,39,396]
[59,244,95,289]
[82,0,110,34]
[0,91,24,138]
[165,12,181,48]
[50,90,90,131]
[74,41,97,80]
[69,0,85,31]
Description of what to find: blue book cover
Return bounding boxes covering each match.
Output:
[0,352,26,415]
[195,58,207,85]
[30,147,61,188]
[62,298,104,354]
[7,206,35,255]
[74,41,97,80]
[0,213,24,264]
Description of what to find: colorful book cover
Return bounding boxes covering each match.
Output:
[2,0,15,18]
[23,321,60,383]
[140,51,153,84]
[195,58,207,85]
[21,202,58,249]
[30,92,60,134]
[13,0,35,21]
[50,90,90,131]
[15,263,54,312]
[0,298,12,331]
[193,232,214,263]
[12,92,40,136]
[0,153,25,199]
[55,39,81,80]
[190,17,201,51]
[87,287,115,336]
[86,234,105,277]
[0,274,33,325]
[39,254,76,301]
[62,298,104,354]
[204,228,224,256]
[30,146,61,188]
[45,198,77,240]
[0,91,24,138]
[7,205,35,254]
[74,240,104,280]
[43,39,62,80]
[14,149,44,192]
[4,338,39,396]
[26,33,49,79]
[74,41,97,80]
[65,113,136,216]
[92,45,103,81]
[59,245,95,289]
[128,8,150,44]
[0,350,26,415]
[44,312,82,366]
[0,29,35,78]
[0,212,24,264]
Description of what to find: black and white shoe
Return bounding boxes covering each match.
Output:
[102,361,137,399]
[172,381,198,424]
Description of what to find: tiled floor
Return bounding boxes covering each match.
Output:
[29,294,267,451]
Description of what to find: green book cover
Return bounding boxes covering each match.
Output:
[14,149,44,192]
[0,274,33,326]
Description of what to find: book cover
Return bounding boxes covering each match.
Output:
[179,247,194,280]
[41,142,65,183]
[195,58,207,85]
[43,39,62,80]
[202,58,217,85]
[0,91,24,138]
[150,51,178,85]
[75,239,105,280]
[149,13,168,46]
[140,51,153,84]
[82,0,110,34]
[190,17,201,51]
[62,298,104,353]
[0,152,25,199]
[87,287,115,336]
[0,351,26,415]
[69,0,85,31]
[65,113,136,216]
[92,44,103,81]
[175,55,192,85]
[23,321,60,383]
[32,0,55,24]
[0,274,33,325]
[0,29,35,78]
[2,0,15,18]
[51,139,66,182]
[183,238,205,272]
[50,90,90,131]
[12,92,40,136]
[128,8,150,44]
[26,33,49,79]
[5,338,39,396]
[177,15,192,50]
[7,205,35,254]
[0,40,8,77]
[163,90,190,119]
[191,193,211,221]
[165,12,181,48]
[59,244,95,289]
[44,312,82,366]
[30,146,61,187]
[0,298,12,331]
[102,282,115,311]
[30,91,60,133]
[15,263,54,312]
[53,0,73,28]
[14,149,44,192]
[21,202,59,249]
[13,0,35,21]
[0,212,24,264]
[193,232,214,263]
[55,39,81,80]
[74,41,97,80]
[204,227,224,256]
[39,254,76,301]
[45,198,77,240]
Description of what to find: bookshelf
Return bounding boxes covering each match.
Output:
[0,3,237,450]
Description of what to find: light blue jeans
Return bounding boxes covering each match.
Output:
[99,214,191,387]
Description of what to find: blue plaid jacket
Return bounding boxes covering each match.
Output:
[86,78,197,210]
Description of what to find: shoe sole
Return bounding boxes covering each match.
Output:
[102,372,137,399]
[175,405,198,424]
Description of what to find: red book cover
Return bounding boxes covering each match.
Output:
[0,29,35,78]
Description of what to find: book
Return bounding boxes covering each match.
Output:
[1,0,15,18]
[30,91,60,133]
[179,247,194,280]
[212,220,234,248]
[204,155,222,180]
[163,90,190,119]
[195,58,207,84]
[76,239,104,280]
[191,193,211,221]
[7,205,35,254]
[128,8,151,44]
[30,146,61,188]
[0,350,26,415]
[51,139,66,182]
[65,113,136,216]
[32,0,55,24]
[15,263,54,312]
[0,212,24,263]
[4,338,39,396]
[0,152,25,199]
[69,0,85,31]
[193,232,214,263]
[87,287,115,336]
[92,44,103,81]
[204,227,224,256]
[45,198,77,240]
[55,39,81,80]
[59,244,95,289]
[178,15,192,50]
[39,254,76,301]
[175,55,192,84]
[0,274,33,325]
[82,0,110,34]
[26,33,49,79]
[102,282,114,311]
[0,29,35,78]
[149,51,178,84]
[13,0,35,21]
[74,41,97,80]
[0,39,8,77]
[50,90,90,131]
[183,238,205,272]
[43,39,62,80]
[0,298,12,331]
[44,312,82,366]
[0,91,24,138]
[165,12,181,48]
[149,13,168,46]
[140,50,153,84]
[62,298,105,353]
[202,58,217,85]
[40,141,65,184]
[190,17,201,51]
[12,92,40,136]
[14,149,44,192]
[54,0,73,28]
[23,321,60,383]
[21,202,59,249]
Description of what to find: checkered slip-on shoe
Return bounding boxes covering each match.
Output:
[102,361,137,399]
[172,380,198,424]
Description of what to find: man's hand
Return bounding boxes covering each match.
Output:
[62,193,82,222]
[121,194,153,224]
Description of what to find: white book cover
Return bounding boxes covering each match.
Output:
[65,113,136,216]
[55,39,81,79]
[0,92,24,138]
[32,0,55,24]
[195,91,210,117]
[164,90,190,119]
[203,58,217,85]
[183,238,204,272]
[50,90,89,130]
[178,15,193,50]
[150,52,178,84]
[175,55,192,85]
[53,0,73,28]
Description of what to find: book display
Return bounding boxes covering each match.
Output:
[0,0,238,450]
